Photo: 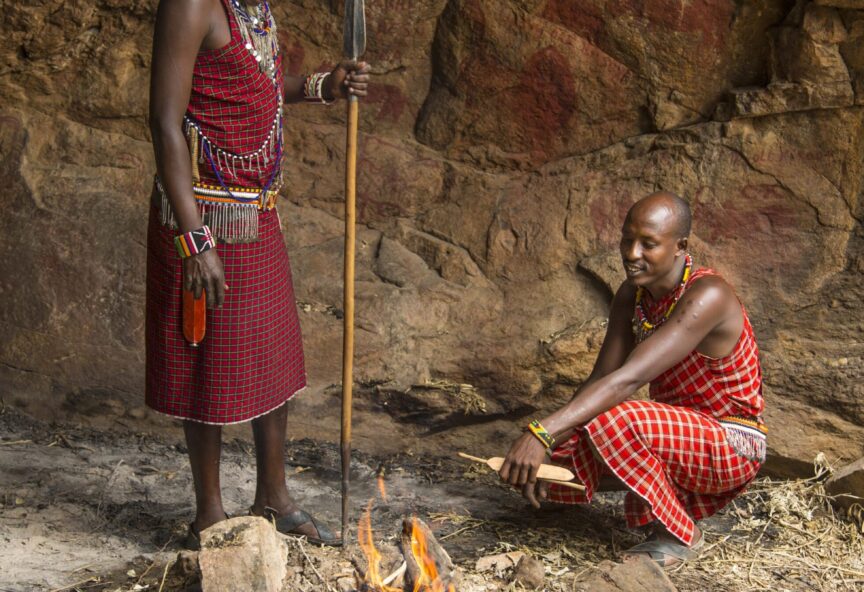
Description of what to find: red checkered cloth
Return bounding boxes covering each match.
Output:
[644,268,764,418]
[145,206,306,424]
[548,268,765,545]
[188,0,283,189]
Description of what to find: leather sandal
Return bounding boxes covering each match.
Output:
[185,522,201,551]
[622,534,704,568]
[184,513,231,551]
[251,506,342,547]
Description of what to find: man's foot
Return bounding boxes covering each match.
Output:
[186,512,230,551]
[250,504,342,547]
[191,508,230,534]
[621,527,703,568]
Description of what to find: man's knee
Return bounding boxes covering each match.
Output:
[592,400,651,429]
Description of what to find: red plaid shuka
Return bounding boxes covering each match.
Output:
[187,0,283,189]
[145,206,306,424]
[548,268,765,545]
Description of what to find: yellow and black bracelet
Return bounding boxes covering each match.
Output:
[527,419,556,450]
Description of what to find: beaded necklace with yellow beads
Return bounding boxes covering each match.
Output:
[632,254,693,342]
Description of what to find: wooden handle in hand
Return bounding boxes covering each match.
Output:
[457,452,579,484]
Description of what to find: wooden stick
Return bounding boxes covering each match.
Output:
[341,94,359,545]
[457,452,585,491]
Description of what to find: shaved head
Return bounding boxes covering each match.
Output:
[620,192,692,290]
[626,192,692,239]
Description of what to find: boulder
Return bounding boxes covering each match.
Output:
[198,517,288,592]
[0,0,862,473]
[571,559,677,592]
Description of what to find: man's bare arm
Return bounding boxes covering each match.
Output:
[150,0,225,308]
[541,278,740,434]
[550,282,636,441]
[150,0,210,233]
[581,283,638,383]
[499,277,741,496]
[283,63,371,103]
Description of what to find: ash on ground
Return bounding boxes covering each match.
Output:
[1,406,861,592]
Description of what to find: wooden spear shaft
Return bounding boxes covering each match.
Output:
[341,93,359,542]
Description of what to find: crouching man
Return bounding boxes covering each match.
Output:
[500,192,766,567]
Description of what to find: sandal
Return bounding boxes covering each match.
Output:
[185,522,201,551]
[251,506,342,547]
[184,513,231,551]
[622,534,704,568]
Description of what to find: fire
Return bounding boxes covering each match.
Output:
[357,476,456,592]
[407,517,456,592]
[377,472,389,502]
[357,500,401,592]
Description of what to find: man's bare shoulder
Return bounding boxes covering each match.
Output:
[608,281,637,323]
[158,0,215,11]
[688,274,738,300]
[612,281,637,305]
[155,0,218,25]
[679,274,741,319]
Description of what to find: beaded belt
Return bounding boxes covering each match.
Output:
[718,415,767,463]
[154,177,278,243]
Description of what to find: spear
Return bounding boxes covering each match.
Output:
[341,0,365,546]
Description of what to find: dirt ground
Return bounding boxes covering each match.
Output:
[1,397,862,592]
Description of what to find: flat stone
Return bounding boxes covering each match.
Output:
[475,551,524,573]
[572,559,677,592]
[198,517,288,592]
[720,81,854,119]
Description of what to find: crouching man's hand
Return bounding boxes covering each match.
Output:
[499,432,549,509]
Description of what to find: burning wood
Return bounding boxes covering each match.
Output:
[357,504,460,591]
[400,517,459,592]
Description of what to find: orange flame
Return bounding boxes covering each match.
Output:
[358,500,401,592]
[358,479,455,591]
[377,473,389,502]
[408,517,456,592]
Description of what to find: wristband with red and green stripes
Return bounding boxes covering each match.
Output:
[174,225,216,259]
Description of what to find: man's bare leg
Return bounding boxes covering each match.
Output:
[597,474,628,491]
[184,421,227,531]
[250,403,320,538]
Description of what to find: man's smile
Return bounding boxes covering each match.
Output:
[624,263,645,276]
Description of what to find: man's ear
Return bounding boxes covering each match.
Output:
[676,237,688,256]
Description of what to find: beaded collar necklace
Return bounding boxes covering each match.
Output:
[632,253,693,342]
[229,0,279,78]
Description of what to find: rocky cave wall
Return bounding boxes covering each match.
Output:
[1,0,862,471]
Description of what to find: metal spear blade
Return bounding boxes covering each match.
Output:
[343,0,366,60]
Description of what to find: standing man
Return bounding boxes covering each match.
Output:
[500,192,766,567]
[147,0,369,547]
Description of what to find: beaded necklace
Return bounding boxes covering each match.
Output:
[229,0,279,77]
[632,254,693,342]
[157,0,285,242]
[188,0,283,203]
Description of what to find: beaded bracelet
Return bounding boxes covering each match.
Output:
[527,420,556,450]
[174,225,216,259]
[304,72,334,104]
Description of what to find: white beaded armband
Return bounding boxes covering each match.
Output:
[304,72,334,104]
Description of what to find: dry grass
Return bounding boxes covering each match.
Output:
[678,455,864,592]
[413,380,487,415]
[430,454,864,591]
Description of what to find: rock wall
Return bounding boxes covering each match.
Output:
[1,0,862,472]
